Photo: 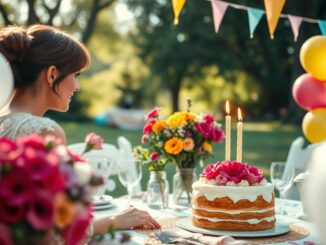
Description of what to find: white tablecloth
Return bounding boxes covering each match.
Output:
[93,197,320,244]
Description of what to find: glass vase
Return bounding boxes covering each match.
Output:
[173,167,197,206]
[147,171,169,209]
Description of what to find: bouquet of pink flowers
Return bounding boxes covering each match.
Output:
[136,101,225,169]
[0,133,103,245]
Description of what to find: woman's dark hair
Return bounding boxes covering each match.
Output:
[0,24,90,93]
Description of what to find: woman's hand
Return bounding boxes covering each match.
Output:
[94,206,161,234]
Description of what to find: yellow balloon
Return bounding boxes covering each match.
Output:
[300,36,326,81]
[302,108,326,143]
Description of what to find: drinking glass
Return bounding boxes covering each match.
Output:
[118,159,142,205]
[87,157,111,197]
[270,162,294,216]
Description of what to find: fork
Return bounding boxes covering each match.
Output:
[154,230,204,245]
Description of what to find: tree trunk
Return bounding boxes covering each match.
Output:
[171,76,182,112]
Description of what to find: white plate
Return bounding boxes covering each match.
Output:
[176,217,289,238]
[92,202,115,211]
[93,195,113,206]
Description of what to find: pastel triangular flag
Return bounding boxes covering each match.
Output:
[247,8,265,38]
[318,20,326,36]
[288,15,302,42]
[172,0,187,25]
[264,0,286,39]
[210,0,228,33]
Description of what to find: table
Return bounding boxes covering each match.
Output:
[94,196,320,244]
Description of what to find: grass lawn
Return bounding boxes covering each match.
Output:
[60,121,302,198]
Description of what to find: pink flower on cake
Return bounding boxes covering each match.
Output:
[145,107,160,120]
[215,174,228,185]
[217,161,247,184]
[200,163,219,179]
[244,164,265,185]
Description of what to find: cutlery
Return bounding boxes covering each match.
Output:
[154,230,204,245]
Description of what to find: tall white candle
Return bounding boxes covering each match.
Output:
[225,101,231,161]
[237,108,243,163]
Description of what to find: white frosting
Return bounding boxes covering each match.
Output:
[193,214,275,225]
[192,181,274,203]
[192,206,275,215]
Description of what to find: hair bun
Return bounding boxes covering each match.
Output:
[0,26,33,62]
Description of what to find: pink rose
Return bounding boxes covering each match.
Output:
[210,127,224,142]
[200,163,220,179]
[215,174,228,185]
[244,164,264,185]
[145,107,160,120]
[217,161,247,183]
[143,120,155,135]
[0,137,20,162]
[0,223,12,245]
[150,152,160,161]
[27,190,54,230]
[85,132,103,150]
[0,197,25,224]
[203,114,214,124]
[141,135,148,144]
[17,134,45,151]
[194,122,211,138]
[0,168,34,205]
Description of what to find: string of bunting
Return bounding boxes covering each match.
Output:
[172,0,326,41]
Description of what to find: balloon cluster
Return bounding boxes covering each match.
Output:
[293,36,326,143]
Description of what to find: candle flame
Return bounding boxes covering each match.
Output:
[225,100,230,115]
[238,108,242,121]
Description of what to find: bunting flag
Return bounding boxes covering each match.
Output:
[318,20,326,36]
[247,8,265,38]
[263,0,286,39]
[172,0,187,25]
[288,15,303,42]
[210,0,228,33]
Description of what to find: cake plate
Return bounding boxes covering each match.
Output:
[176,217,289,238]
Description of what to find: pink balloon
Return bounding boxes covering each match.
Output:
[292,73,326,110]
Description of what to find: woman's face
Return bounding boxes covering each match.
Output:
[50,73,80,112]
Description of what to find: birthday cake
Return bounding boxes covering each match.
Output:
[192,161,275,231]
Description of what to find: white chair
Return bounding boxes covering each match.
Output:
[283,137,320,200]
[68,136,141,195]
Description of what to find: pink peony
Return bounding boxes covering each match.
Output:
[150,152,160,161]
[210,127,224,142]
[244,164,265,185]
[217,161,247,184]
[200,163,220,179]
[194,122,211,138]
[0,223,12,245]
[0,168,34,205]
[203,114,215,124]
[0,197,25,224]
[17,134,45,151]
[215,174,228,185]
[145,107,160,120]
[27,190,54,230]
[85,132,103,150]
[143,120,156,135]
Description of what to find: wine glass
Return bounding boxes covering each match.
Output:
[270,162,295,216]
[118,159,142,205]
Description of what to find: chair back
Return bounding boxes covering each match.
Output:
[68,136,141,195]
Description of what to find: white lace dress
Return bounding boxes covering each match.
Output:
[0,112,58,139]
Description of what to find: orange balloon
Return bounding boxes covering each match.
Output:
[302,108,326,143]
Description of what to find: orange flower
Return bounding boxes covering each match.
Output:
[152,121,165,133]
[164,137,183,155]
[202,141,213,153]
[183,138,194,151]
[54,193,77,229]
[183,112,196,121]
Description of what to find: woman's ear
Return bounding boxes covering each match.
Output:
[46,65,59,88]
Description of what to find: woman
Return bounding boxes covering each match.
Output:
[0,24,160,235]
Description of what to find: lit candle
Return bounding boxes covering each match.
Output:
[237,108,243,163]
[225,101,231,161]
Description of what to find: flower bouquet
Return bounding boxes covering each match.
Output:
[0,134,103,245]
[137,100,225,205]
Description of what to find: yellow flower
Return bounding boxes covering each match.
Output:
[152,121,165,133]
[166,112,187,127]
[182,112,196,121]
[164,137,183,155]
[54,193,77,229]
[183,138,195,151]
[202,141,213,153]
